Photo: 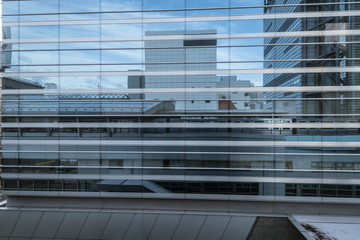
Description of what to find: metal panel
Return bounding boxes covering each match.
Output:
[221,216,257,240]
[4,30,360,44]
[147,214,182,240]
[32,238,59,240]
[101,213,136,240]
[5,11,360,27]
[3,85,360,95]
[123,214,158,240]
[5,238,34,240]
[2,66,360,77]
[78,212,112,239]
[55,212,88,239]
[11,211,43,238]
[5,139,360,148]
[0,210,21,237]
[197,216,231,240]
[32,211,66,238]
[171,215,206,240]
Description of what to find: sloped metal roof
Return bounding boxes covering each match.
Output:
[0,209,256,239]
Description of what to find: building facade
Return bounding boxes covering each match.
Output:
[1,0,360,205]
[264,0,359,115]
[145,30,218,111]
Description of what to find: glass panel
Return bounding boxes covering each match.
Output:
[2,0,360,202]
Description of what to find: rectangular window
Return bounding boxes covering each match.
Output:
[183,40,217,46]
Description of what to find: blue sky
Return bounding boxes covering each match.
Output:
[4,0,266,88]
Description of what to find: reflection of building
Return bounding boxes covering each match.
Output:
[127,70,145,99]
[347,2,360,115]
[216,76,263,110]
[144,30,218,111]
[2,1,360,238]
[2,77,44,89]
[1,26,12,71]
[264,0,356,115]
[44,83,57,89]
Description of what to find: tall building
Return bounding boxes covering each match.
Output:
[144,30,218,111]
[264,0,359,115]
[1,1,360,238]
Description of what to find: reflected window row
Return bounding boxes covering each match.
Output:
[286,184,360,198]
[4,158,360,171]
[5,178,360,198]
[2,127,360,137]
[3,179,261,195]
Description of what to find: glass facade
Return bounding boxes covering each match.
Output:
[1,0,360,201]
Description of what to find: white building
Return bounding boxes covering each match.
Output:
[144,30,218,111]
[216,76,263,110]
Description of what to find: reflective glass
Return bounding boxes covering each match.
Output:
[2,0,360,202]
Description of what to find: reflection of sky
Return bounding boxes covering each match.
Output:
[4,0,265,87]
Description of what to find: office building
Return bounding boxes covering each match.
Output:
[264,0,359,115]
[144,30,218,111]
[0,1,360,238]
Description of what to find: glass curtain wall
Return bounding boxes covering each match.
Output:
[1,0,360,200]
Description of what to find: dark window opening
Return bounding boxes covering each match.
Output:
[183,40,217,46]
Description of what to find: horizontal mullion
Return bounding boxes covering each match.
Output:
[2,66,360,77]
[3,140,360,148]
[3,122,360,128]
[3,86,360,95]
[2,165,360,174]
[4,29,360,44]
[4,98,360,102]
[3,114,360,117]
[6,58,360,67]
[4,41,359,52]
[2,173,360,185]
[2,150,359,156]
[4,10,360,26]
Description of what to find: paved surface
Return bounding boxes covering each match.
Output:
[295,215,360,240]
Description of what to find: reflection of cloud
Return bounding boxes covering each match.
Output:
[20,51,58,65]
[101,76,127,89]
[217,48,229,62]
[231,0,264,6]
[229,47,263,61]
[34,77,58,87]
[186,21,229,34]
[60,77,99,89]
[20,25,58,39]
[12,0,266,88]
[102,0,142,11]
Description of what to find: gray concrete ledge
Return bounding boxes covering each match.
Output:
[6,196,360,216]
